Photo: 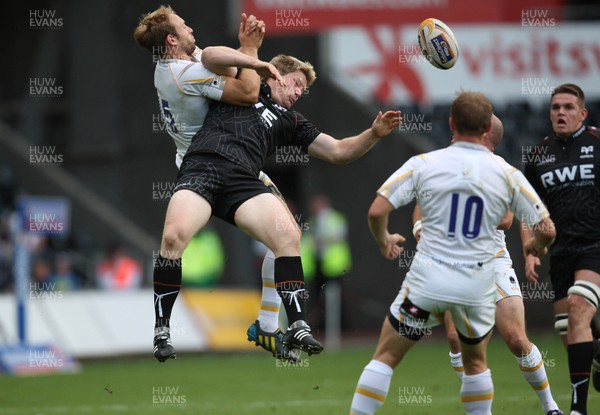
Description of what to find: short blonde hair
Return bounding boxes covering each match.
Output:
[133,5,176,58]
[269,55,316,87]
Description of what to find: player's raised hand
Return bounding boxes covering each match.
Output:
[523,237,548,259]
[371,110,402,139]
[379,233,405,260]
[239,13,265,50]
[524,253,541,283]
[254,61,286,86]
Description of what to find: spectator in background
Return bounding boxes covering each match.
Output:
[181,227,224,288]
[0,166,17,292]
[306,194,352,330]
[0,223,13,292]
[309,194,352,283]
[51,252,81,291]
[31,254,53,292]
[96,244,142,290]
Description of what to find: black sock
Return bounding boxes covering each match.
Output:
[153,255,182,329]
[274,256,306,324]
[568,341,594,414]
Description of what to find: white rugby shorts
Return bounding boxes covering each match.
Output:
[494,256,522,303]
[389,252,496,341]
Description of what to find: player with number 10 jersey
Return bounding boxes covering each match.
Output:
[378,142,549,308]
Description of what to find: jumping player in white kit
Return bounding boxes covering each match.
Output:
[349,92,556,415]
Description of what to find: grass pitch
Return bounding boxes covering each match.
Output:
[1,333,598,414]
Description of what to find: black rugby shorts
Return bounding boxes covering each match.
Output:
[175,153,271,225]
[549,248,600,301]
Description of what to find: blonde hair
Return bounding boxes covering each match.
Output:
[269,54,316,87]
[133,5,176,58]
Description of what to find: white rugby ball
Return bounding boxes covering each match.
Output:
[417,18,459,70]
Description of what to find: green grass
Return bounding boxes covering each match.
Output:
[0,333,598,414]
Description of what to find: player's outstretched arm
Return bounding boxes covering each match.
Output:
[511,167,552,281]
[201,47,281,81]
[308,110,401,165]
[368,194,405,260]
[522,217,555,259]
[201,47,282,105]
[520,222,542,282]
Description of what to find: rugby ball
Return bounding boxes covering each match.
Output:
[417,18,459,70]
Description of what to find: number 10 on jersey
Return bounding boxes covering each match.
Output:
[448,193,484,239]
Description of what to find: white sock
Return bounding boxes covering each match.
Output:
[350,360,393,415]
[257,250,281,332]
[515,344,558,413]
[450,351,465,380]
[461,369,493,415]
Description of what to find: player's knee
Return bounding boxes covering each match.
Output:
[373,349,402,369]
[567,293,591,315]
[503,332,530,356]
[271,226,301,255]
[162,227,189,257]
[460,348,488,375]
[462,360,488,376]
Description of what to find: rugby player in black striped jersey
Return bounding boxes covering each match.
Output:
[521,83,600,415]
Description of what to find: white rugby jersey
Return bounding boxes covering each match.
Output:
[492,230,513,273]
[492,154,512,266]
[154,47,226,168]
[378,141,548,266]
